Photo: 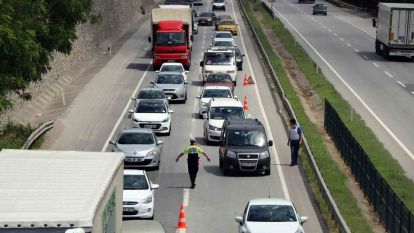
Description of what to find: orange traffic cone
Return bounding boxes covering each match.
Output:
[243,96,249,111]
[243,74,248,86]
[176,204,188,229]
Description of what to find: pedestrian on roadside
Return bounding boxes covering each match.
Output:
[287,119,302,166]
[176,137,211,189]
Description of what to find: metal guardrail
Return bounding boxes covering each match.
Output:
[324,0,364,12]
[21,121,54,149]
[238,1,351,232]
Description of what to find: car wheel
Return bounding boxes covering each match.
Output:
[264,169,271,176]
[219,157,223,169]
[166,124,171,136]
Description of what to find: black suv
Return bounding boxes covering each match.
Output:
[219,119,273,176]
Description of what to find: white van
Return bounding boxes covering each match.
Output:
[200,49,237,85]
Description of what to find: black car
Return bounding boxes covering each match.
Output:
[197,11,217,26]
[219,119,273,175]
[313,4,327,15]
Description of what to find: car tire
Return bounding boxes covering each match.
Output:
[219,157,223,169]
[264,169,271,176]
[166,124,171,136]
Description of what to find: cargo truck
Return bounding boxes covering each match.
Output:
[150,5,193,70]
[0,149,124,233]
[373,3,414,59]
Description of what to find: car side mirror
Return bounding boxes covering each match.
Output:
[109,140,116,145]
[184,81,189,85]
[196,95,201,98]
[157,140,163,145]
[169,109,174,114]
[234,45,237,47]
[234,216,243,224]
[128,109,134,114]
[151,183,160,189]
[155,70,159,73]
[268,140,273,147]
[234,96,238,100]
[246,113,252,119]
[300,216,308,225]
[200,61,204,67]
[185,71,189,74]
[209,44,212,47]
[242,54,245,57]
[131,97,136,100]
[190,35,194,41]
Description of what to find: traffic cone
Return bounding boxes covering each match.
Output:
[176,204,188,229]
[243,96,249,111]
[243,74,248,86]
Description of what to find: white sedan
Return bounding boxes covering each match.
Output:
[123,170,159,219]
[157,62,189,81]
[235,198,308,233]
[197,86,235,117]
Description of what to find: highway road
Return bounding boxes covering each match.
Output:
[42,0,326,232]
[265,0,414,180]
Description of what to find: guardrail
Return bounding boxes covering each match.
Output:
[238,0,351,232]
[323,0,364,12]
[21,121,54,149]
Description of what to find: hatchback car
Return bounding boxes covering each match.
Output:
[215,15,232,30]
[235,198,308,233]
[151,72,188,102]
[133,88,166,100]
[157,62,189,81]
[197,86,235,117]
[217,19,238,35]
[110,128,163,169]
[123,170,159,219]
[313,3,327,15]
[212,0,225,11]
[129,99,173,135]
[205,73,234,92]
[197,11,217,26]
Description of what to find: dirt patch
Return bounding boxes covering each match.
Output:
[253,8,385,233]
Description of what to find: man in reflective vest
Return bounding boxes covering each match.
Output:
[176,137,211,189]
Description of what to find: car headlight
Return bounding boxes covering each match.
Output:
[162,117,170,122]
[227,151,237,158]
[147,150,158,156]
[259,151,270,159]
[208,124,220,131]
[227,70,235,73]
[207,18,212,21]
[295,228,304,233]
[141,195,153,204]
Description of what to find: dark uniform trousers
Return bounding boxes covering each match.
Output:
[187,153,199,185]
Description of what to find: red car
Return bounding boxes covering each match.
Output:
[205,73,234,93]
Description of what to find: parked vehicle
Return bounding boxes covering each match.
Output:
[202,98,245,143]
[123,170,159,219]
[217,19,238,35]
[312,3,327,15]
[197,11,217,26]
[212,0,225,11]
[200,49,237,85]
[133,88,166,100]
[151,5,193,69]
[235,198,308,233]
[123,220,166,233]
[129,99,174,135]
[197,86,235,117]
[373,3,414,59]
[215,15,232,30]
[151,72,188,102]
[205,73,234,92]
[110,128,163,169]
[219,119,273,175]
[157,62,189,81]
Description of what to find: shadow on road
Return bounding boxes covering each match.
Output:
[358,51,414,62]
[127,63,152,70]
[191,80,204,87]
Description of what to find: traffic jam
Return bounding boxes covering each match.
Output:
[112,0,309,232]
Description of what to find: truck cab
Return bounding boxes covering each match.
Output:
[219,119,273,176]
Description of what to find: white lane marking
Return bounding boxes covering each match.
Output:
[183,188,190,207]
[328,29,332,32]
[323,25,327,29]
[101,62,152,152]
[328,12,376,38]
[354,49,359,53]
[346,42,351,47]
[340,37,344,41]
[373,62,379,68]
[333,33,338,37]
[363,55,369,60]
[271,7,414,160]
[384,71,393,78]
[231,0,290,199]
[411,91,414,95]
[397,81,406,88]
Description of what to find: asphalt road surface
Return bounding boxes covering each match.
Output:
[43,0,326,232]
[265,0,414,180]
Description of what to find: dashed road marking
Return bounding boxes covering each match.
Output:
[340,37,344,41]
[328,29,332,32]
[397,81,406,88]
[373,62,379,68]
[183,188,190,207]
[354,49,359,53]
[363,55,369,59]
[333,33,338,37]
[384,71,393,78]
[346,42,351,47]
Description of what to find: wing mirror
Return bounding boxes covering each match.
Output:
[168,109,174,114]
[234,45,237,47]
[196,95,201,99]
[151,183,160,190]
[150,81,155,84]
[155,70,160,73]
[300,216,308,225]
[128,109,134,114]
[241,54,245,57]
[148,36,152,43]
[109,140,116,145]
[131,97,137,100]
[234,95,238,100]
[157,140,163,145]
[246,113,252,119]
[268,140,273,147]
[185,71,189,74]
[184,81,189,85]
[234,216,243,224]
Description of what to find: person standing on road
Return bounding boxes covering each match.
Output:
[287,119,302,166]
[176,137,211,189]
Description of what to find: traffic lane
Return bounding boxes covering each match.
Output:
[272,0,414,175]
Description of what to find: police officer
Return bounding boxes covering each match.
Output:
[176,137,211,189]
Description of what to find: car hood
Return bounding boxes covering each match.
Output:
[154,83,182,90]
[245,222,300,233]
[116,144,155,157]
[133,112,169,122]
[208,119,224,128]
[123,189,152,203]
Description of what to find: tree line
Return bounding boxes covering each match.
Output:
[0,0,93,113]
[340,0,414,11]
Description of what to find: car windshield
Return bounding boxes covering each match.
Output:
[213,41,233,47]
[227,130,266,147]
[160,65,184,73]
[156,74,184,84]
[247,205,297,222]
[204,52,233,65]
[218,15,231,20]
[124,175,149,190]
[202,89,232,98]
[315,4,326,9]
[117,132,154,145]
[221,20,236,25]
[206,74,232,83]
[215,33,232,39]
[214,0,225,2]
[200,12,213,17]
[210,106,244,119]
[155,32,186,46]
[136,102,166,113]
[137,90,165,99]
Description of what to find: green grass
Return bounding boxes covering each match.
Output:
[241,1,373,232]
[0,122,44,150]
[253,0,414,213]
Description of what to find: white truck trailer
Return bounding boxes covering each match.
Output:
[0,149,124,233]
[374,3,414,59]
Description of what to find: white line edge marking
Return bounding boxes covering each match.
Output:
[271,7,414,160]
[354,49,359,53]
[384,71,393,78]
[373,62,379,68]
[397,81,406,88]
[232,0,290,199]
[101,62,152,152]
[183,188,190,207]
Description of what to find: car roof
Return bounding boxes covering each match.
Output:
[249,198,293,206]
[124,169,146,176]
[140,88,164,92]
[225,119,264,130]
[209,98,242,107]
[217,15,232,18]
[120,127,154,134]
[204,85,232,90]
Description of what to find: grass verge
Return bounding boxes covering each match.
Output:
[241,0,374,232]
[0,122,44,150]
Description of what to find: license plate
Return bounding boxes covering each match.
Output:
[241,162,256,167]
[126,157,143,162]
[144,124,156,129]
[123,207,135,212]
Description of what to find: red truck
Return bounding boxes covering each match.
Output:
[150,5,193,70]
